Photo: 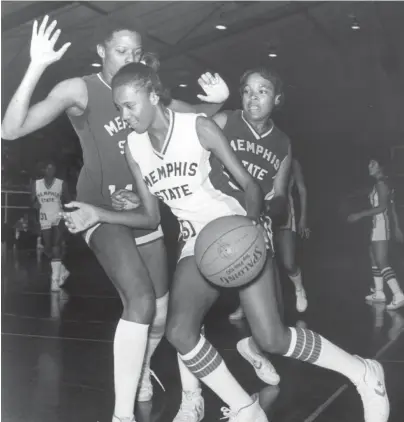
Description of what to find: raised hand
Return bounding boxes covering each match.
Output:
[30,15,71,67]
[197,72,229,103]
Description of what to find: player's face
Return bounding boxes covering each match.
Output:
[241,73,279,122]
[98,30,143,77]
[44,164,56,178]
[113,84,157,134]
[368,160,381,176]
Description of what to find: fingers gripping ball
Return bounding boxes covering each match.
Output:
[195,215,267,288]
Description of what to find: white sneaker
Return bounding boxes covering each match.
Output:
[51,278,60,292]
[173,389,204,422]
[354,357,389,422]
[220,396,268,421]
[296,289,308,312]
[386,293,404,310]
[365,291,386,303]
[112,416,135,422]
[237,338,280,386]
[229,306,245,321]
[137,368,165,402]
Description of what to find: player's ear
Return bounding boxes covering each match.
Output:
[150,90,160,106]
[97,44,106,60]
[274,94,282,106]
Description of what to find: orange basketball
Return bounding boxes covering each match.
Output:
[195,215,267,288]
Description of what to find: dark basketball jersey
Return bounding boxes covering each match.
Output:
[68,73,135,209]
[221,110,290,200]
[68,73,158,239]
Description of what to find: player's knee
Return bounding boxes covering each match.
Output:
[166,316,199,354]
[122,291,156,324]
[51,245,61,259]
[253,326,289,355]
[284,258,297,275]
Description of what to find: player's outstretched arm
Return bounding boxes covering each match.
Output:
[169,72,229,117]
[1,16,82,140]
[196,115,263,221]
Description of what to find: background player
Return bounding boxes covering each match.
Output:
[275,158,310,313]
[1,17,230,422]
[64,62,390,422]
[348,158,404,310]
[32,160,70,291]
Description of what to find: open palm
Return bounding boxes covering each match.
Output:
[30,15,71,66]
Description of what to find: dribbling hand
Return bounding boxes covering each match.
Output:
[60,202,100,233]
[298,219,311,239]
[347,213,361,223]
[30,15,71,67]
[197,72,229,104]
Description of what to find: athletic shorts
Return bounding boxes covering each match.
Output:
[178,214,274,263]
[83,223,164,246]
[371,216,390,242]
[40,212,61,231]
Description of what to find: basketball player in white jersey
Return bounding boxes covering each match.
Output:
[348,158,404,310]
[275,158,310,312]
[63,63,389,422]
[2,17,231,422]
[32,160,70,291]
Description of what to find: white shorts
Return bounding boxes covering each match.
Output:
[40,213,61,231]
[84,223,164,246]
[371,217,390,242]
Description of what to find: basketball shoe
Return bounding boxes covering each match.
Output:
[137,368,165,402]
[112,416,135,422]
[172,389,204,422]
[220,396,268,422]
[237,338,280,385]
[354,357,389,422]
[365,290,386,303]
[386,292,404,310]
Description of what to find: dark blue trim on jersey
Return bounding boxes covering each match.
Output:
[152,109,175,160]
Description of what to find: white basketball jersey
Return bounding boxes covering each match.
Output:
[369,184,389,232]
[36,178,63,216]
[127,110,246,241]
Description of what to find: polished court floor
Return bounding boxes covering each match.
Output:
[2,220,404,422]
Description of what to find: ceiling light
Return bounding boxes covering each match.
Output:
[268,52,278,58]
[179,84,187,88]
[215,24,227,30]
[91,63,102,67]
[350,16,360,30]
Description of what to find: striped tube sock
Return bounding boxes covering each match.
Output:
[284,327,365,385]
[372,266,384,291]
[381,267,403,296]
[179,336,252,411]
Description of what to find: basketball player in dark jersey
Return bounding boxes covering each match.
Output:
[64,62,388,422]
[1,17,230,422]
[348,158,404,310]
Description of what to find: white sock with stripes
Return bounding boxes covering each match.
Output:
[284,327,365,385]
[179,336,252,411]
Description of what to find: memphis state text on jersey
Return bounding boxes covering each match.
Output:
[221,110,290,198]
[144,161,198,201]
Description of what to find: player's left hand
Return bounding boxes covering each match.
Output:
[60,201,100,233]
[347,213,361,223]
[298,219,310,239]
[197,72,229,103]
[395,228,404,243]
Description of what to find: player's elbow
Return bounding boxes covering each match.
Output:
[1,124,20,140]
[145,206,161,229]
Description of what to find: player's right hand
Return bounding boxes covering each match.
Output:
[111,189,141,211]
[30,15,71,67]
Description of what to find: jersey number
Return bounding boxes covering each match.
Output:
[179,220,196,242]
[40,212,47,221]
[108,184,133,195]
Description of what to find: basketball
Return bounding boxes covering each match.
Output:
[195,215,267,288]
